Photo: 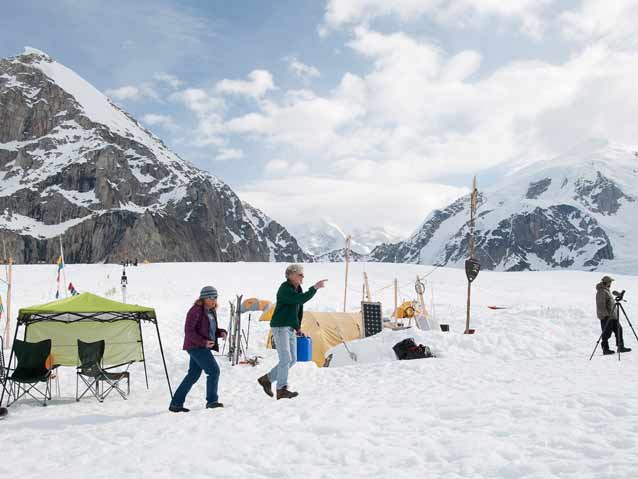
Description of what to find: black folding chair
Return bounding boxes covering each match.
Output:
[76,339,131,402]
[2,339,58,407]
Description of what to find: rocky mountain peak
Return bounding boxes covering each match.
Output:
[0,48,309,263]
[370,143,638,273]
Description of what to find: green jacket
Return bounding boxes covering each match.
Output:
[270,281,317,329]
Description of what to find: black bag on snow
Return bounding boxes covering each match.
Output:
[392,338,434,360]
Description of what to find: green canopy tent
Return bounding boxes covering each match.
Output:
[0,293,172,406]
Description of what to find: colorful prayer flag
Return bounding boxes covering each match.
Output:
[55,255,64,299]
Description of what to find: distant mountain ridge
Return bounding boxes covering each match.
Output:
[291,220,402,256]
[370,141,638,273]
[0,48,309,263]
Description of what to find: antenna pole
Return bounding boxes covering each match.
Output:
[465,176,478,334]
[343,236,351,312]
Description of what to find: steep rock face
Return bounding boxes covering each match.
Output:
[0,49,309,263]
[369,142,638,273]
[314,248,365,263]
[574,172,634,215]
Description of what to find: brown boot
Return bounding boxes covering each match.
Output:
[257,375,274,397]
[276,386,299,400]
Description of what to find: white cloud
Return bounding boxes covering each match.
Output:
[105,85,141,100]
[239,176,466,235]
[142,113,178,131]
[288,57,321,81]
[105,83,159,102]
[561,0,638,49]
[216,23,638,190]
[215,148,244,161]
[215,70,276,99]
[153,72,184,89]
[169,88,225,146]
[264,159,308,176]
[323,0,554,38]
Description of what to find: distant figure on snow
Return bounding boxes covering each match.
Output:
[257,264,326,400]
[169,286,227,412]
[596,275,631,355]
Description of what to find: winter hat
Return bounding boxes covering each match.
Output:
[601,275,614,284]
[285,264,304,278]
[200,285,218,300]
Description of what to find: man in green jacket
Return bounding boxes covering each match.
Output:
[258,264,326,399]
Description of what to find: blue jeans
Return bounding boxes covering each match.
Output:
[171,348,220,407]
[268,327,297,389]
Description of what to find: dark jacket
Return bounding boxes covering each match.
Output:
[270,281,317,330]
[596,283,615,320]
[182,304,226,351]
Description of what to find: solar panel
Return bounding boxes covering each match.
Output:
[361,301,383,337]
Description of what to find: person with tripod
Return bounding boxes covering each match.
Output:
[596,276,631,355]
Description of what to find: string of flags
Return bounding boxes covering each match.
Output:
[68,282,79,296]
[55,255,64,299]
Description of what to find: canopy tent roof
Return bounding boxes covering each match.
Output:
[18,293,157,324]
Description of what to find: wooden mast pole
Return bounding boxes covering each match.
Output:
[393,278,398,316]
[343,236,351,312]
[363,272,372,302]
[465,176,478,334]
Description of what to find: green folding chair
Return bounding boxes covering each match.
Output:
[2,339,58,407]
[76,339,131,402]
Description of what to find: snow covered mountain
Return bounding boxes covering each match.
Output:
[0,48,309,263]
[370,140,638,273]
[291,220,402,256]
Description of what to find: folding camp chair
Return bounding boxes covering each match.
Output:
[2,339,58,407]
[76,339,131,402]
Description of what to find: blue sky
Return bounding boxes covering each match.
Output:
[2,0,638,236]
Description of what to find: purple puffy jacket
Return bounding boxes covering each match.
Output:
[182,304,227,352]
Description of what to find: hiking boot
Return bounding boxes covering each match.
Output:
[276,387,299,400]
[206,402,224,409]
[617,346,632,353]
[169,405,190,413]
[257,374,274,397]
[602,348,615,355]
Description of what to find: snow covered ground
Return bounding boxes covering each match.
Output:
[1,262,638,478]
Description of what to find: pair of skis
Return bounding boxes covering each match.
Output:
[222,295,252,366]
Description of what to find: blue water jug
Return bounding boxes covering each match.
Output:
[297,336,312,362]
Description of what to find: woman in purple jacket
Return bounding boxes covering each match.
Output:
[169,286,227,413]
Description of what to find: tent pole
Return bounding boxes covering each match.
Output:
[138,321,149,390]
[4,257,12,345]
[0,321,20,407]
[59,236,68,298]
[154,320,173,399]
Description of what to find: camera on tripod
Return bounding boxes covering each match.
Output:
[613,290,626,302]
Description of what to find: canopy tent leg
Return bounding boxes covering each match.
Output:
[0,323,20,407]
[154,320,173,399]
[138,322,149,390]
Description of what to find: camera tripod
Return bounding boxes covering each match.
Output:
[589,292,638,361]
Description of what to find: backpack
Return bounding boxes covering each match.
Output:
[393,338,434,360]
